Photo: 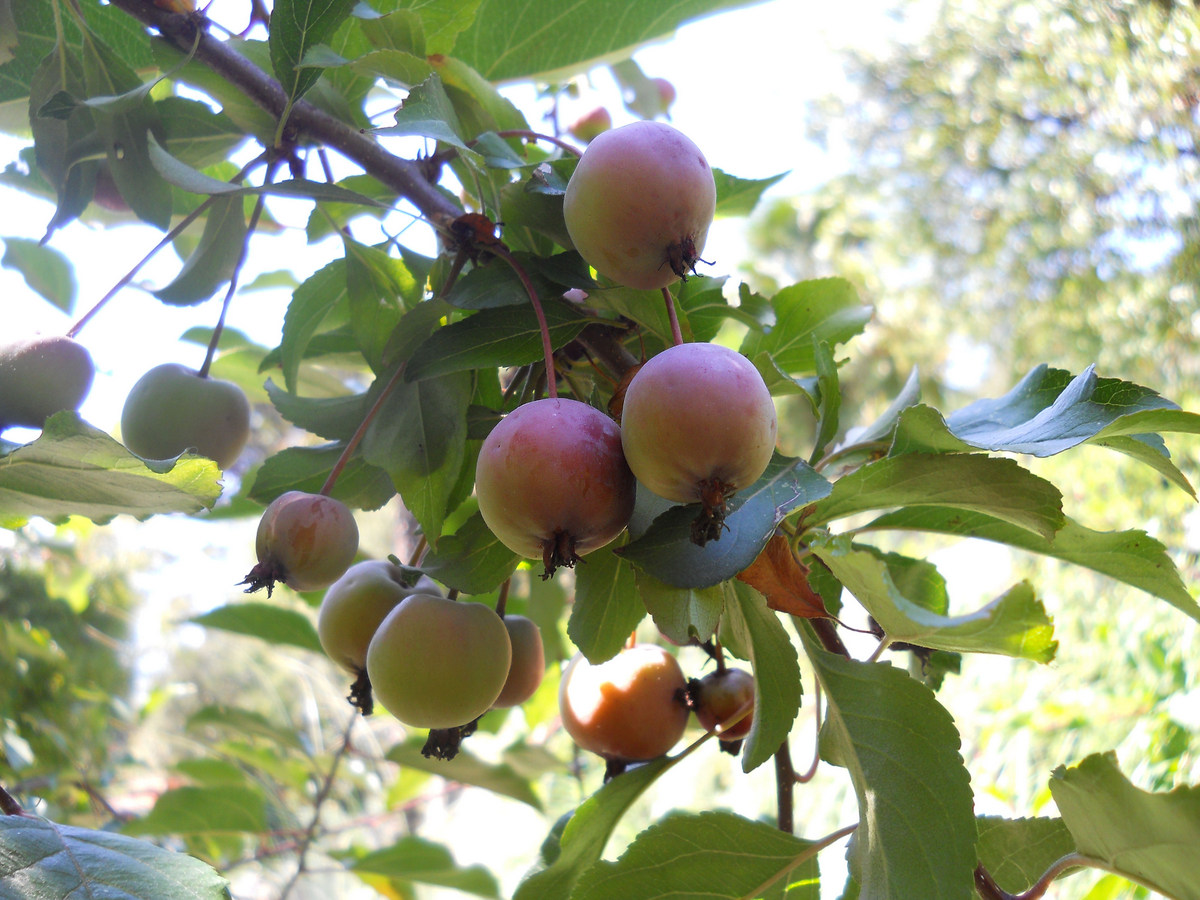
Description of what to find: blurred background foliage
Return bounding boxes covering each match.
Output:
[2,0,1199,897]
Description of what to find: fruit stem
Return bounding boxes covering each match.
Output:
[200,166,274,378]
[774,740,795,833]
[795,679,822,784]
[68,155,265,339]
[494,577,511,617]
[493,129,584,158]
[491,243,558,399]
[320,361,408,497]
[660,286,684,346]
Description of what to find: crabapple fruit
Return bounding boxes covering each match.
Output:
[366,594,512,729]
[0,335,95,431]
[568,106,612,143]
[619,342,777,543]
[563,120,716,290]
[558,644,689,762]
[241,491,358,595]
[475,397,635,577]
[121,363,251,468]
[492,615,546,708]
[317,561,439,675]
[692,667,756,743]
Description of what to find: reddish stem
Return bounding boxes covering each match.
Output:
[774,741,795,833]
[319,362,407,496]
[494,578,511,617]
[661,286,684,346]
[491,243,557,398]
[492,129,583,158]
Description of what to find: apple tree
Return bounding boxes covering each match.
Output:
[1,1,1199,898]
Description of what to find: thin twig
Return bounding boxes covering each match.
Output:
[774,741,795,833]
[279,714,357,900]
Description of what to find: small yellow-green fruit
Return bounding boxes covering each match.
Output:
[121,363,250,468]
[367,594,512,729]
[317,560,439,675]
[0,335,95,431]
[492,615,546,708]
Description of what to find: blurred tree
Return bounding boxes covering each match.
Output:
[749,0,1200,407]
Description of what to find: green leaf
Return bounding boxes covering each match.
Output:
[350,835,500,897]
[723,583,803,772]
[451,0,762,83]
[372,73,473,151]
[800,631,977,900]
[569,541,645,664]
[246,444,397,512]
[976,816,1076,894]
[185,705,305,751]
[861,507,1200,622]
[420,510,520,594]
[1,236,76,311]
[809,453,1064,539]
[156,96,246,168]
[280,258,349,392]
[404,297,595,381]
[153,194,248,306]
[635,570,724,646]
[739,278,873,376]
[344,238,419,371]
[618,454,831,589]
[514,755,684,900]
[362,371,472,539]
[572,810,820,900]
[809,537,1057,662]
[386,737,542,809]
[1050,752,1200,900]
[713,168,789,218]
[123,785,268,836]
[265,378,371,441]
[81,36,172,229]
[0,813,231,898]
[269,0,359,104]
[188,602,323,653]
[0,413,220,527]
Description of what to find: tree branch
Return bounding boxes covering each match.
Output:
[106,0,462,228]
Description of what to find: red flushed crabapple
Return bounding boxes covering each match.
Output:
[0,335,95,431]
[475,397,635,578]
[563,121,716,290]
[619,341,777,544]
[691,667,756,743]
[558,644,689,762]
[492,615,546,709]
[366,593,512,729]
[241,491,359,595]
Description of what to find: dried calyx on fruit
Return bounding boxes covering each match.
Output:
[241,491,359,596]
[475,397,636,578]
[563,121,716,290]
[619,342,777,544]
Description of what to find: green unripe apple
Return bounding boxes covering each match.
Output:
[121,363,251,468]
[563,121,716,290]
[242,491,359,595]
[0,335,95,431]
[366,594,512,729]
[492,615,546,709]
[317,560,440,675]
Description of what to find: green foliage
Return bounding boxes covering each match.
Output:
[0,0,1197,898]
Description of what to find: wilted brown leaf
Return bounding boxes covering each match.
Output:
[737,533,830,618]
